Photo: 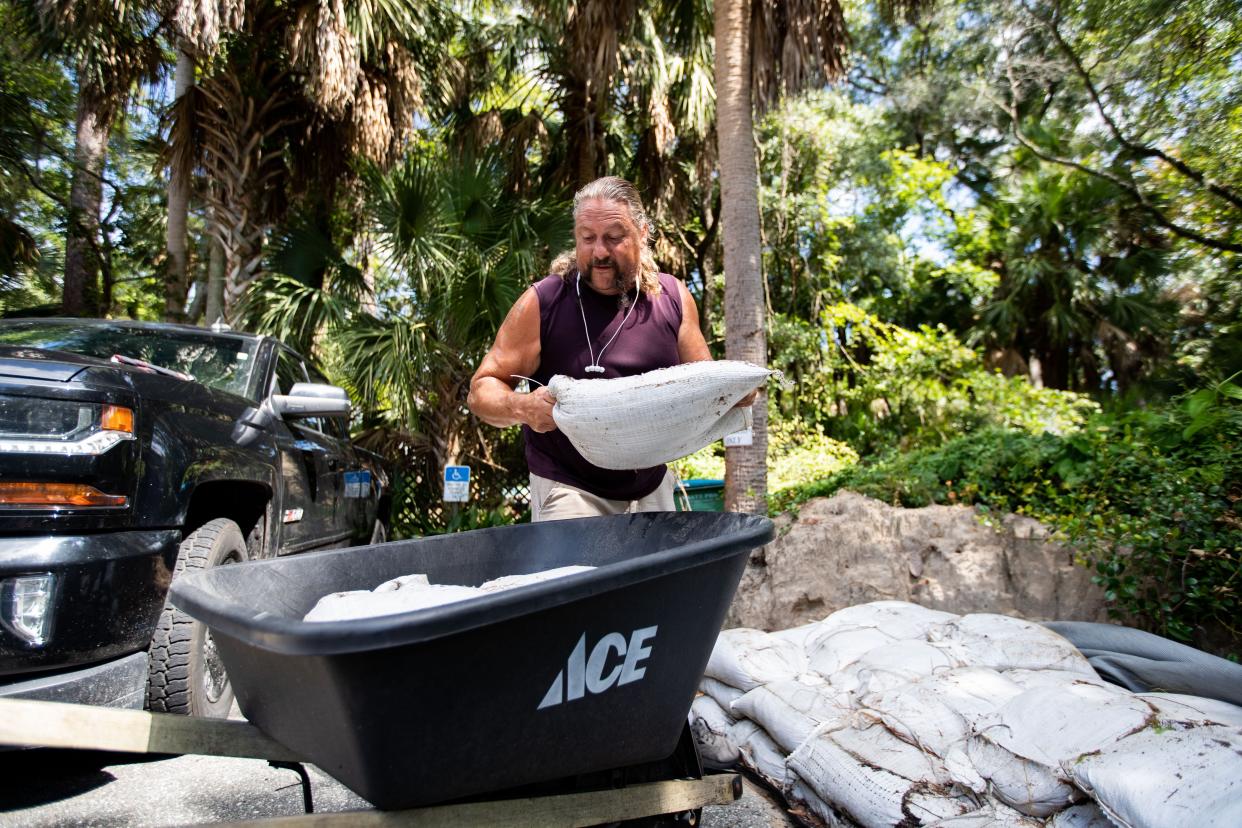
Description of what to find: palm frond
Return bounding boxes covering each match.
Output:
[364,155,458,281]
[0,214,40,275]
[878,0,936,25]
[239,272,358,357]
[334,312,441,424]
[750,0,850,114]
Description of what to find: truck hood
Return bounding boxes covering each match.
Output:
[0,345,118,382]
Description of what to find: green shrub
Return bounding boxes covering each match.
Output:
[671,444,726,481]
[769,425,1065,513]
[773,303,1098,455]
[768,420,859,492]
[671,416,859,493]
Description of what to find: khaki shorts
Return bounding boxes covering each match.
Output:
[529,471,677,522]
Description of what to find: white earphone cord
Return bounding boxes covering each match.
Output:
[577,272,639,373]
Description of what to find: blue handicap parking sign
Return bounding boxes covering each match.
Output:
[443,465,471,502]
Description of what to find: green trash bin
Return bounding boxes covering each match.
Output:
[675,478,725,512]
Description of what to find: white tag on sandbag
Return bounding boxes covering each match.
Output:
[724,403,755,446]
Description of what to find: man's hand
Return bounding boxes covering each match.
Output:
[469,286,544,428]
[734,388,759,409]
[517,387,558,432]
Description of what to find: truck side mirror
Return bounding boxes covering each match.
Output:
[268,382,351,418]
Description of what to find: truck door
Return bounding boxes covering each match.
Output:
[272,348,347,553]
[306,364,368,542]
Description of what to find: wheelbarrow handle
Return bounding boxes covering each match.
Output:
[0,697,300,761]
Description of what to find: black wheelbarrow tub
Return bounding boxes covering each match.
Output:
[170,511,774,810]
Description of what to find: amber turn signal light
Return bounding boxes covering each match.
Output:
[100,405,135,433]
[0,482,128,508]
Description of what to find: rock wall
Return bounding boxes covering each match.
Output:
[725,490,1109,631]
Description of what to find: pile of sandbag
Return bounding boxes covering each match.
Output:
[303,565,594,621]
[691,601,1242,828]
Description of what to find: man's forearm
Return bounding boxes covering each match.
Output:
[468,377,527,428]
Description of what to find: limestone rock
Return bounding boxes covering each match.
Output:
[725,491,1107,631]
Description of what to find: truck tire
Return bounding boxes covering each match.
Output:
[146,518,247,717]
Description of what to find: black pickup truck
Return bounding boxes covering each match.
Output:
[0,318,389,717]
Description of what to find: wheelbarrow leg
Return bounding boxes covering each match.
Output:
[269,761,314,814]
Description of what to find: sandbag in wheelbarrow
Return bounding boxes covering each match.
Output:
[169,511,774,810]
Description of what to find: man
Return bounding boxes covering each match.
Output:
[468,176,752,521]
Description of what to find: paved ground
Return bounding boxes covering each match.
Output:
[0,746,795,827]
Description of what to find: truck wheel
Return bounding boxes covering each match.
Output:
[146,518,247,718]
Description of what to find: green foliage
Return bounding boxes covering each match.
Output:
[99,102,171,320]
[434,503,525,535]
[1172,255,1242,383]
[241,219,372,358]
[772,426,1067,514]
[670,445,724,482]
[842,0,1240,393]
[965,163,1177,392]
[778,302,1097,454]
[672,417,859,493]
[756,95,996,333]
[0,0,73,311]
[767,419,859,493]
[775,383,1242,650]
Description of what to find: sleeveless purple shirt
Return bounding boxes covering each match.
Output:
[524,270,683,500]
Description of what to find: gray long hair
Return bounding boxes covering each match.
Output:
[549,176,662,296]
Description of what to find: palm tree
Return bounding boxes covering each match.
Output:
[16,0,166,316]
[0,6,65,293]
[165,0,446,320]
[164,46,194,321]
[712,0,851,512]
[618,0,718,291]
[974,164,1174,392]
[714,0,764,513]
[243,148,570,527]
[439,0,727,340]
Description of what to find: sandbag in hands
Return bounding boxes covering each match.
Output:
[548,360,776,470]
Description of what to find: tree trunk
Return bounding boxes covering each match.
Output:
[63,81,114,317]
[205,232,226,325]
[715,0,768,514]
[564,75,601,189]
[196,67,285,321]
[164,48,195,322]
[695,185,719,342]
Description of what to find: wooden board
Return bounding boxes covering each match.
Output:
[0,697,300,761]
[0,697,741,826]
[220,774,742,827]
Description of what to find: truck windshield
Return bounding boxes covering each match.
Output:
[0,321,261,399]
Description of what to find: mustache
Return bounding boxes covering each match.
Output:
[591,258,614,268]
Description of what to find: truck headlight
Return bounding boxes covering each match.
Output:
[0,396,134,455]
[1,573,55,646]
[0,481,127,508]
